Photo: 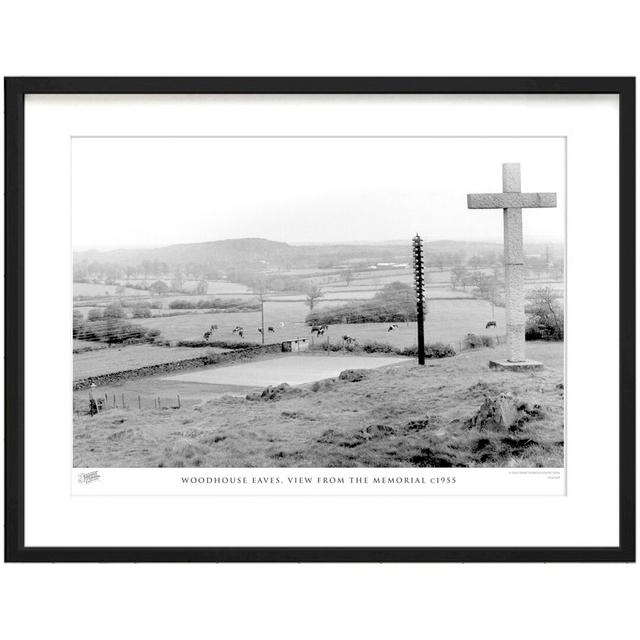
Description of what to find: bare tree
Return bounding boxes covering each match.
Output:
[526,287,564,340]
[341,268,354,287]
[305,284,324,312]
[194,278,208,295]
[250,277,269,344]
[450,265,468,290]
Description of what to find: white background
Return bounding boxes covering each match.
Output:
[27,95,594,546]
[1,2,638,639]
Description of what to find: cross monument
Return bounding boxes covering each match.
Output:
[467,163,557,371]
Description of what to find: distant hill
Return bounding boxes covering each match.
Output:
[74,237,561,269]
[75,238,301,267]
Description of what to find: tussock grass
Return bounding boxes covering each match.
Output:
[74,341,564,468]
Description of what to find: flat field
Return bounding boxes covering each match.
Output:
[74,341,564,468]
[73,282,144,297]
[73,344,227,379]
[128,297,506,347]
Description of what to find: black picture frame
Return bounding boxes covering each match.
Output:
[4,77,635,563]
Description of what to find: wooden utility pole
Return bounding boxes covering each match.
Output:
[412,234,426,365]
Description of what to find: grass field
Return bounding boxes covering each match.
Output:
[73,344,227,379]
[127,297,506,347]
[74,341,564,468]
[73,282,144,297]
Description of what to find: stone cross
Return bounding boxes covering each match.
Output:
[467,163,557,370]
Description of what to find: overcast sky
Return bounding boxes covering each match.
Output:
[72,136,565,250]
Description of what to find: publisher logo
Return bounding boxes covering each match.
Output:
[78,470,101,484]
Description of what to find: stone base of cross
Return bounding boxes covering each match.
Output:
[467,163,557,371]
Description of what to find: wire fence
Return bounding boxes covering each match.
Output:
[75,392,184,418]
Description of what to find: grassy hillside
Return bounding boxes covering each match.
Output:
[74,341,564,468]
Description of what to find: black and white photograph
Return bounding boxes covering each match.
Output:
[72,136,565,470]
[5,76,633,566]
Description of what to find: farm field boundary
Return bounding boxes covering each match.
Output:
[73,343,282,390]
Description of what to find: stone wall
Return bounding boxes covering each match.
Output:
[73,343,283,390]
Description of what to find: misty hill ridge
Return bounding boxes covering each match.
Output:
[75,238,299,266]
[74,237,557,268]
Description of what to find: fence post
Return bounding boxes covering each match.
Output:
[177,394,181,409]
[122,393,125,409]
[138,394,141,410]
[113,394,116,408]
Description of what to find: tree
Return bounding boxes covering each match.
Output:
[102,303,126,319]
[526,287,564,340]
[469,272,492,298]
[87,308,103,322]
[250,277,269,345]
[450,265,468,290]
[170,271,184,292]
[468,255,482,270]
[305,285,324,311]
[194,278,208,295]
[377,282,417,319]
[341,269,354,287]
[131,303,152,318]
[149,280,169,296]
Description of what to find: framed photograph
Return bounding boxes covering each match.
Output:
[5,77,635,562]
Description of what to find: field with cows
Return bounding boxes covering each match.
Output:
[72,238,564,467]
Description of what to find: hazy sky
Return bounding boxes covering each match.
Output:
[72,136,565,250]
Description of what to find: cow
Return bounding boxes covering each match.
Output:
[267,326,276,333]
[387,324,399,332]
[232,326,244,335]
[311,324,328,336]
[342,335,357,347]
[202,324,218,341]
[485,321,497,329]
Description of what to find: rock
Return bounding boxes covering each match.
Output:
[246,383,300,402]
[467,393,544,431]
[339,369,369,382]
[364,424,395,436]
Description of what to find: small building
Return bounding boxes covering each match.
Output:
[281,338,310,353]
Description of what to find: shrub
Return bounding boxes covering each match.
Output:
[309,339,456,359]
[72,310,84,337]
[306,281,417,325]
[87,308,103,322]
[175,339,260,350]
[525,288,564,341]
[74,318,161,346]
[463,333,496,350]
[102,303,126,319]
[168,297,260,311]
[400,342,456,358]
[168,299,196,309]
[131,304,152,318]
[361,341,395,354]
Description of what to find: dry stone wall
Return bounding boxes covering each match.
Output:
[73,343,282,390]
